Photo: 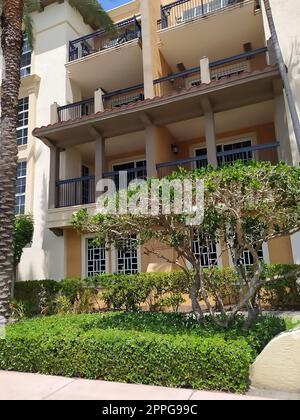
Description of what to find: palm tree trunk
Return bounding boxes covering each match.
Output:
[0,0,24,320]
[263,0,300,153]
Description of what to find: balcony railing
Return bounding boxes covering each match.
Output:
[156,142,279,178]
[153,47,267,98]
[103,166,147,190]
[158,0,246,30]
[55,167,147,208]
[103,84,145,109]
[56,176,95,208]
[57,98,94,122]
[69,16,141,62]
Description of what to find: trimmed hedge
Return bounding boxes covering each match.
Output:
[0,313,285,393]
[14,280,60,316]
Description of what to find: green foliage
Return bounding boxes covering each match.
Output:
[259,265,300,309]
[14,280,60,316]
[0,312,284,393]
[14,214,34,265]
[93,271,190,311]
[10,300,27,321]
[203,267,240,306]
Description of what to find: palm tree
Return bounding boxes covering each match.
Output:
[0,0,112,320]
[263,0,300,152]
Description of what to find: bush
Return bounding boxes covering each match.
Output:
[0,312,271,393]
[259,265,300,309]
[14,280,60,316]
[93,271,190,311]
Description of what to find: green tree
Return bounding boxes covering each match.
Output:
[72,161,300,328]
[0,0,112,319]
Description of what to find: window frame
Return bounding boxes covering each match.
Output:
[82,234,109,278]
[17,96,29,147]
[15,161,27,215]
[112,234,141,275]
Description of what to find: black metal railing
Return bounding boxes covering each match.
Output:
[153,47,268,98]
[69,16,141,62]
[156,142,279,178]
[103,84,145,109]
[158,0,245,30]
[56,176,95,208]
[103,166,147,191]
[57,98,94,122]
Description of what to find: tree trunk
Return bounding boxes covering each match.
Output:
[263,0,300,151]
[0,0,24,320]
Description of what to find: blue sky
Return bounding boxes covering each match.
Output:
[100,0,130,11]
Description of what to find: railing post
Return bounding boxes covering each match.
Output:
[50,102,59,124]
[95,135,106,201]
[200,56,211,84]
[201,0,205,16]
[94,88,105,113]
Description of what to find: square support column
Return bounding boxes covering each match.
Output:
[94,88,105,113]
[273,79,300,166]
[145,125,158,178]
[95,135,106,201]
[201,98,217,168]
[200,57,211,85]
[48,146,60,209]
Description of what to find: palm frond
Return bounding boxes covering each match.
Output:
[69,0,114,31]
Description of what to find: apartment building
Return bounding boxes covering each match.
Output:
[11,0,300,280]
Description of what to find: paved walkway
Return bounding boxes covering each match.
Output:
[0,371,267,400]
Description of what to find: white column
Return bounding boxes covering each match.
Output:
[273,79,300,166]
[50,102,59,124]
[94,88,105,113]
[48,146,60,209]
[95,135,106,200]
[200,57,211,85]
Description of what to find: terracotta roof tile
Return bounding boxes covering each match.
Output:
[33,65,278,137]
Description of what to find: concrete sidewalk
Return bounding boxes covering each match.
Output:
[0,371,267,400]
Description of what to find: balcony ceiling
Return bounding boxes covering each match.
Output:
[167,100,275,141]
[34,67,280,149]
[66,39,144,97]
[158,2,265,70]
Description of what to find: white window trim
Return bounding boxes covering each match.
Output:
[227,242,270,267]
[15,160,27,215]
[81,234,110,279]
[190,133,258,158]
[111,156,146,172]
[17,97,29,147]
[111,235,141,274]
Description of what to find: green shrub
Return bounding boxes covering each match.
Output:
[259,265,300,309]
[93,271,190,311]
[0,313,262,393]
[14,280,61,316]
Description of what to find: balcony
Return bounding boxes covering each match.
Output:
[66,16,143,97]
[69,16,141,62]
[55,166,147,208]
[156,142,279,178]
[158,0,248,30]
[157,0,264,70]
[57,48,268,123]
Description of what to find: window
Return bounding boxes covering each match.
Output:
[86,238,107,277]
[116,235,139,274]
[15,161,27,215]
[20,36,31,78]
[240,248,264,267]
[17,97,29,146]
[193,231,218,268]
[112,160,147,189]
[194,139,253,168]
